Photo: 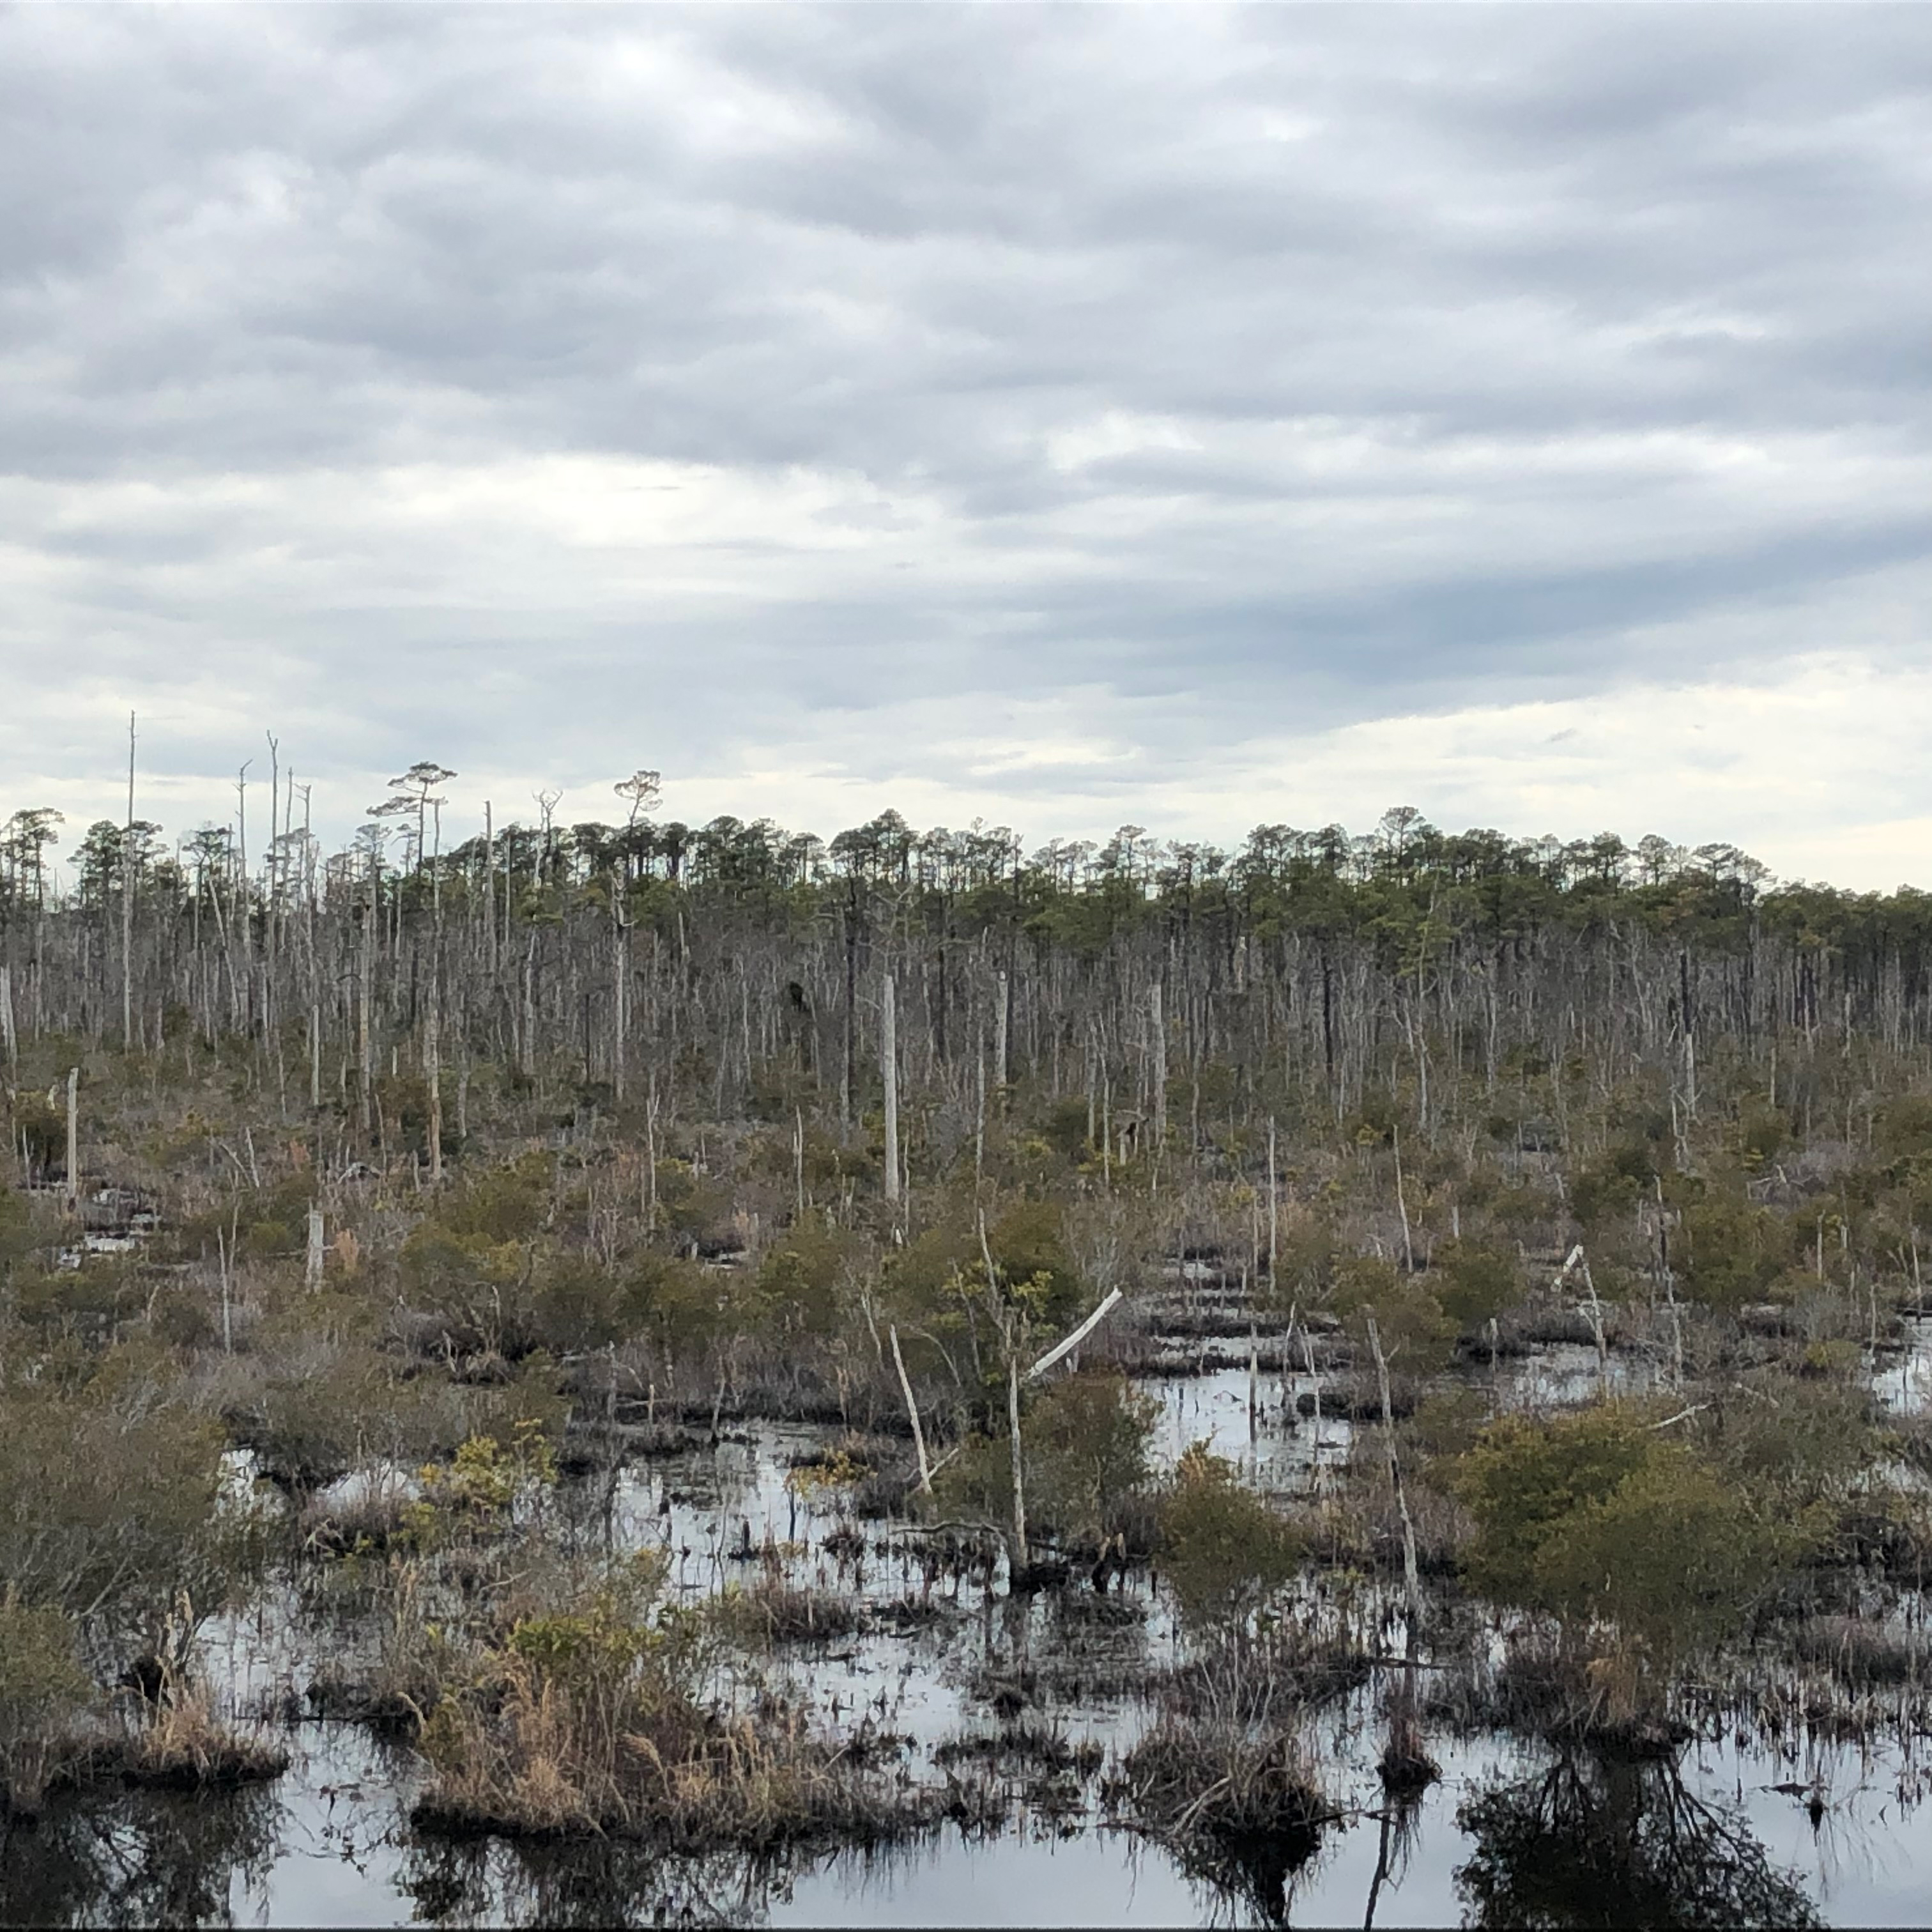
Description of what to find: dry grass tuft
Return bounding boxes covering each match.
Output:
[411,1622,928,1851]
[1112,1723,1337,1855]
[122,1685,290,1791]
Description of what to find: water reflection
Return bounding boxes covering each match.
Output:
[1454,1752,1823,1929]
[399,1836,792,1928]
[1156,1812,1325,1928]
[0,1784,279,1929]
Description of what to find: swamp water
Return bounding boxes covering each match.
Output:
[6,1331,1931,1928]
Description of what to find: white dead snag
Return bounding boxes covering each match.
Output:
[424,988,443,1186]
[1026,1287,1124,1382]
[882,972,900,1206]
[993,969,1009,1091]
[305,1208,325,1290]
[1266,1117,1278,1281]
[1393,1122,1414,1272]
[1556,1243,1610,1393]
[889,1325,932,1494]
[0,965,16,1080]
[357,854,376,1133]
[612,922,629,1103]
[1281,1296,1300,1420]
[122,710,135,1050]
[1007,1348,1028,1572]
[1149,977,1167,1146]
[63,1067,79,1215]
[1366,1314,1425,1642]
[1248,1322,1260,1447]
[217,1206,236,1354]
[1302,1328,1324,1490]
[974,1046,986,1183]
[1581,1254,1610,1393]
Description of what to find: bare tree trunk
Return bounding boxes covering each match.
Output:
[424,982,443,1185]
[1393,1123,1414,1272]
[1266,1116,1278,1280]
[1150,976,1167,1146]
[1366,1314,1424,1637]
[63,1066,79,1213]
[974,1044,986,1183]
[121,711,135,1050]
[890,1326,932,1493]
[358,865,375,1134]
[882,970,900,1205]
[993,967,1009,1092]
[0,965,15,1082]
[612,920,628,1102]
[519,930,537,1080]
[1007,1349,1027,1572]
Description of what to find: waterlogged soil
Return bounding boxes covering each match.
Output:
[10,1326,1932,1929]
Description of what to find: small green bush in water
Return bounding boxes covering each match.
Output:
[1455,1405,1817,1659]
[1158,1443,1303,1636]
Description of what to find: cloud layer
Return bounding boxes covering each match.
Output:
[3,5,1927,882]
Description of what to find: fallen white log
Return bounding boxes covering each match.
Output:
[1026,1287,1124,1382]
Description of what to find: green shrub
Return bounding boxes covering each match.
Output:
[0,1378,259,1648]
[1157,1445,1303,1635]
[1018,1373,1158,1545]
[0,1592,95,1808]
[1672,1192,1790,1310]
[1430,1242,1521,1332]
[1455,1406,1814,1659]
[1330,1255,1455,1371]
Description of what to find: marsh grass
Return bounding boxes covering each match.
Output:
[413,1650,923,1849]
[118,1682,289,1791]
[1114,1719,1331,1920]
[1161,1623,1373,1727]
[410,1560,929,1851]
[710,1581,865,1648]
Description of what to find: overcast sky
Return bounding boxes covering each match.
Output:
[3,4,1928,885]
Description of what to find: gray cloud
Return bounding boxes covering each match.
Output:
[0,4,1926,864]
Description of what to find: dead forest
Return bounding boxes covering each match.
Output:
[3,783,1930,1926]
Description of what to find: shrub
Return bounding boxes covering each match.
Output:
[1156,1445,1303,1635]
[0,1593,95,1810]
[1329,1256,1455,1373]
[1016,1373,1159,1547]
[0,1379,257,1650]
[1672,1192,1790,1310]
[1430,1243,1521,1333]
[930,1372,1157,1551]
[1455,1407,1816,1662]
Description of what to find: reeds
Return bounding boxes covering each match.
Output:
[1117,1720,1330,1855]
[411,1639,928,1851]
[120,1683,290,1791]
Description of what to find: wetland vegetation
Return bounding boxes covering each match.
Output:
[2,792,1929,1924]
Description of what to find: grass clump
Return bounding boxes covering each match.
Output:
[119,1682,289,1791]
[411,1556,922,1850]
[710,1581,864,1648]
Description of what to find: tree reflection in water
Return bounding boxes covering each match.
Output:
[399,1835,808,1928]
[0,1786,279,1928]
[1454,1752,1822,1930]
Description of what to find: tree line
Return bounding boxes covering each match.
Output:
[5,769,1932,1181]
